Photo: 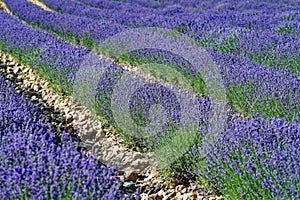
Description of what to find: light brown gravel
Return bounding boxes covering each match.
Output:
[0,1,13,14]
[27,0,52,11]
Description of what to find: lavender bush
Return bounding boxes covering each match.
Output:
[7,0,299,76]
[39,0,299,75]
[4,0,128,46]
[41,0,299,36]
[0,74,136,199]
[210,50,300,120]
[0,10,89,94]
[233,29,299,74]
[190,115,300,199]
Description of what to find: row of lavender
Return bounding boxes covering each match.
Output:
[0,72,136,199]
[191,115,300,199]
[0,5,89,95]
[42,0,300,73]
[7,0,300,71]
[6,0,300,75]
[44,0,300,32]
[6,0,299,120]
[3,1,299,198]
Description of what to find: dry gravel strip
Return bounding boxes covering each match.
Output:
[0,0,12,14]
[28,0,52,11]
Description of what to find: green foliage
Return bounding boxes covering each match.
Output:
[195,35,239,53]
[0,41,72,95]
[226,83,299,120]
[250,52,300,75]
[275,26,294,35]
[116,51,207,95]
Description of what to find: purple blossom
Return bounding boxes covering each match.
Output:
[192,115,300,199]
[0,74,138,199]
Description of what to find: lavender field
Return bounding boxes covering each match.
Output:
[0,0,299,199]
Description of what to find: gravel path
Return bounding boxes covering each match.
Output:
[28,0,52,11]
[0,0,12,14]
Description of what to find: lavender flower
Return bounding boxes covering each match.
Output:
[192,115,300,199]
[0,74,137,199]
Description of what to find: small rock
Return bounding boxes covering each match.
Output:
[33,85,40,92]
[42,81,49,88]
[182,193,191,200]
[117,171,125,176]
[191,192,200,199]
[149,193,162,200]
[140,193,148,200]
[123,181,135,189]
[140,184,149,193]
[133,152,143,160]
[176,192,182,198]
[29,75,36,82]
[125,170,139,182]
[31,96,37,101]
[41,89,48,96]
[13,67,21,74]
[164,190,176,200]
[22,68,30,73]
[23,79,30,87]
[144,171,159,182]
[153,184,162,194]
[6,66,13,73]
[6,74,14,79]
[169,184,176,189]
[176,185,184,192]
[65,114,73,124]
[157,189,164,197]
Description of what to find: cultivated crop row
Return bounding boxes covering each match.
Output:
[0,0,299,199]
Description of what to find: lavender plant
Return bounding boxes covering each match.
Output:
[190,116,300,199]
[210,50,300,120]
[0,10,89,95]
[41,0,299,37]
[234,29,299,74]
[0,74,136,199]
[4,0,128,46]
[7,0,299,76]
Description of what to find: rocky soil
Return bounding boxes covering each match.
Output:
[0,1,12,14]
[28,0,52,11]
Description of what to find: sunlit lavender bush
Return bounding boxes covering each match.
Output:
[191,115,300,199]
[0,10,89,94]
[0,74,138,199]
[4,0,128,46]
